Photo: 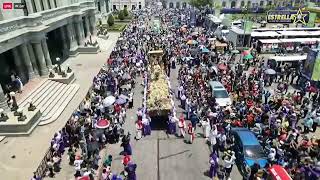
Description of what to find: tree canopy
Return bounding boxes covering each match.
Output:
[189,0,213,9]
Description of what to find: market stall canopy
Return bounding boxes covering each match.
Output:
[268,165,292,180]
[96,119,110,129]
[269,55,307,62]
[103,96,116,107]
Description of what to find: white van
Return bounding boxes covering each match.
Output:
[208,81,232,107]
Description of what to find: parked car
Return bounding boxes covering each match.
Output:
[230,128,268,178]
[208,81,232,107]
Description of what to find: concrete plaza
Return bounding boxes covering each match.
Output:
[0,33,120,180]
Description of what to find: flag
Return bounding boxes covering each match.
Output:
[243,21,253,33]
[307,13,317,27]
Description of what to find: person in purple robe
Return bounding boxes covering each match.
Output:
[209,152,219,179]
[125,162,137,180]
[167,114,176,134]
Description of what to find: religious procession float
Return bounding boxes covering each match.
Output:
[146,50,172,117]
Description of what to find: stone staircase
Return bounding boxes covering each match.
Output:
[18,79,80,126]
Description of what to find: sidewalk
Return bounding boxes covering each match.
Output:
[0,33,119,180]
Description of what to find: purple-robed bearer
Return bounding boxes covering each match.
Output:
[209,152,219,178]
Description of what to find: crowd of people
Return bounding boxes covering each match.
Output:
[32,6,320,180]
[161,9,320,180]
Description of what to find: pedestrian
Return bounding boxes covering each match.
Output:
[135,120,143,140]
[223,151,236,180]
[47,159,54,177]
[209,125,218,155]
[186,123,195,144]
[177,114,186,137]
[200,118,210,139]
[208,152,219,179]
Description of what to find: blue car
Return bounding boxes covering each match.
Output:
[230,128,268,177]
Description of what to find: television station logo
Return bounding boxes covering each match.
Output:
[2,2,26,10]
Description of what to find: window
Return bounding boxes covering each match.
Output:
[231,1,236,8]
[97,1,101,11]
[124,5,127,8]
[176,2,180,8]
[31,0,37,12]
[247,1,251,8]
[54,0,57,8]
[259,1,264,6]
[222,1,226,7]
[113,5,116,10]
[213,90,229,98]
[132,5,135,10]
[240,1,245,7]
[169,2,173,8]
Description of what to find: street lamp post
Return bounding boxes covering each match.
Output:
[56,57,62,75]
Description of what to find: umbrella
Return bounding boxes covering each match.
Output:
[201,48,210,53]
[242,50,250,56]
[265,68,276,75]
[103,96,115,107]
[218,64,227,70]
[96,119,110,129]
[191,32,199,36]
[116,98,127,105]
[122,73,131,80]
[243,54,254,60]
[78,176,90,180]
[231,50,240,54]
[120,84,131,89]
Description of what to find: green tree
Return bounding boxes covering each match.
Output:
[118,10,125,20]
[123,7,129,17]
[188,0,213,9]
[107,14,114,26]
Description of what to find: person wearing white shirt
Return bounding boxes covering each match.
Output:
[209,125,218,154]
[200,118,211,139]
[268,148,276,163]
[224,151,236,180]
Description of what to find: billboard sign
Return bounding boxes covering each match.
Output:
[303,49,317,80]
[267,9,310,25]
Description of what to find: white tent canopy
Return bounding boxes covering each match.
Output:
[268,55,307,62]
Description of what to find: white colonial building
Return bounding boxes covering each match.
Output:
[0,0,98,110]
[212,0,311,9]
[111,0,145,10]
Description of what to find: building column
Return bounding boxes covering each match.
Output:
[25,0,34,14]
[12,47,27,83]
[75,21,85,46]
[89,14,97,36]
[32,40,48,76]
[49,0,56,8]
[41,39,52,68]
[34,0,43,11]
[85,16,91,37]
[0,85,9,112]
[42,0,50,10]
[19,43,35,79]
[27,43,40,76]
[59,26,69,58]
[66,23,78,50]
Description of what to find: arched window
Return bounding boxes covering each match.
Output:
[260,1,264,6]
[222,1,226,7]
[182,2,187,8]
[240,1,245,7]
[169,2,173,8]
[247,1,251,8]
[176,2,180,8]
[231,1,236,8]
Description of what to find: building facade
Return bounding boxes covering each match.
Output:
[95,0,112,18]
[0,0,97,109]
[111,0,145,10]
